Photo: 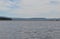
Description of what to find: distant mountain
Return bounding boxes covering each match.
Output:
[0,17,12,20]
[12,18,60,21]
[12,18,46,21]
[0,17,60,21]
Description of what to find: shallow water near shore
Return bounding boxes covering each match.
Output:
[0,21,60,39]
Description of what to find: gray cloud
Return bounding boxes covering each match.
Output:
[0,0,60,18]
[50,1,60,5]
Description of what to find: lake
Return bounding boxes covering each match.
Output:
[0,21,60,39]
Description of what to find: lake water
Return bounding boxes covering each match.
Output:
[0,21,60,39]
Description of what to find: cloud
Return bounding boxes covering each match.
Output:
[0,0,60,18]
[0,0,20,10]
[9,0,52,17]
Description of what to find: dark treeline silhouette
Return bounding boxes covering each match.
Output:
[0,17,12,20]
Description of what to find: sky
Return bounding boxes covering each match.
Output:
[0,0,60,18]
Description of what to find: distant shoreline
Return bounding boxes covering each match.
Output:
[0,17,12,20]
[0,17,60,21]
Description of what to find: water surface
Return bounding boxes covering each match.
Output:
[0,21,60,39]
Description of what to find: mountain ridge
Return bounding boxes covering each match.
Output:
[0,17,60,21]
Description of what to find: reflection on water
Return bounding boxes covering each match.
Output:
[0,21,60,39]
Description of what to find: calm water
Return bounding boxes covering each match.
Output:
[0,21,60,39]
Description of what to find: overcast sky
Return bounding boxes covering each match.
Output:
[0,0,60,18]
